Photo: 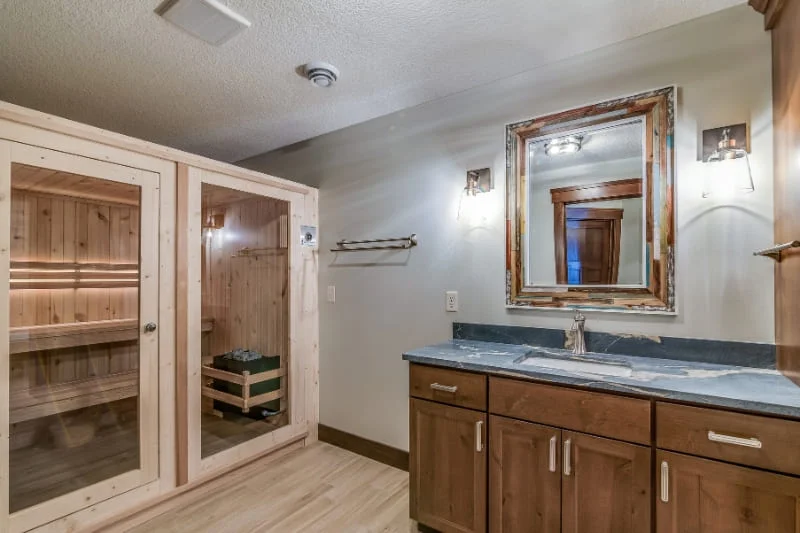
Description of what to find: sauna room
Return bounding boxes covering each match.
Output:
[1,1,800,532]
[7,165,292,510]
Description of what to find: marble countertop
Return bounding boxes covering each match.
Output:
[402,340,800,419]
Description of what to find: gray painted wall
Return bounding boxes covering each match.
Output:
[241,6,774,451]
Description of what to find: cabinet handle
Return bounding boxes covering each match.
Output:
[708,430,762,449]
[548,436,557,473]
[660,461,669,503]
[563,438,571,476]
[430,383,458,393]
[476,421,483,452]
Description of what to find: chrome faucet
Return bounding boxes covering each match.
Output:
[571,310,586,355]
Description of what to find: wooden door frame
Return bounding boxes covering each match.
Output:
[176,164,313,485]
[551,178,642,285]
[0,132,177,533]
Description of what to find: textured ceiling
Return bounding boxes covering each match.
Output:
[0,0,744,162]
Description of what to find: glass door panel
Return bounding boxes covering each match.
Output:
[6,152,157,513]
[199,182,289,458]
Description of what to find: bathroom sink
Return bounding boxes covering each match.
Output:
[515,353,633,377]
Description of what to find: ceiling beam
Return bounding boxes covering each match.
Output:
[749,0,786,30]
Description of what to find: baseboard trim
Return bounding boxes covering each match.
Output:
[318,424,409,472]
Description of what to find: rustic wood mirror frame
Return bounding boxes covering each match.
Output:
[505,87,676,313]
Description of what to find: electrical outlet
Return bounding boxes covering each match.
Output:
[327,285,336,303]
[445,291,459,312]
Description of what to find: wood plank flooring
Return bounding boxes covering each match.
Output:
[120,442,413,532]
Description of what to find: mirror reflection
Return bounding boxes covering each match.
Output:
[526,118,645,286]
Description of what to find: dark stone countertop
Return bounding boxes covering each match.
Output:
[402,340,800,419]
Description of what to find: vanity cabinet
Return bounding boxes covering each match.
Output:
[410,363,800,533]
[410,398,486,533]
[657,451,800,533]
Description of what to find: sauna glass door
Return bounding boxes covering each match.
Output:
[0,142,160,520]
[199,181,290,458]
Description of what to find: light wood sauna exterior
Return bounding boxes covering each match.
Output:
[0,100,319,533]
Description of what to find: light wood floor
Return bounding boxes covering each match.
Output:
[121,443,413,532]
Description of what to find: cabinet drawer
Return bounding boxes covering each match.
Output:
[489,377,651,444]
[656,402,800,476]
[410,364,486,410]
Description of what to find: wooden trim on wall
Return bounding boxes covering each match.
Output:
[318,424,409,472]
[549,177,642,205]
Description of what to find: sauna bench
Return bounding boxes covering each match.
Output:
[402,339,800,419]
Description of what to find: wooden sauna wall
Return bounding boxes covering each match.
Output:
[9,186,141,448]
[201,194,289,403]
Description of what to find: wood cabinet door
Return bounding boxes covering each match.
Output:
[657,450,800,533]
[410,398,486,533]
[562,431,651,533]
[489,415,560,533]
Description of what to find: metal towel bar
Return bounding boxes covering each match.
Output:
[753,240,800,261]
[331,234,418,252]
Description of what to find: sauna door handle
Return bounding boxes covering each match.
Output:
[143,322,158,333]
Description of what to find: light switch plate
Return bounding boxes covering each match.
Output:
[445,291,458,312]
[327,285,336,303]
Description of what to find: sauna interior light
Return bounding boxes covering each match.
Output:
[545,136,582,156]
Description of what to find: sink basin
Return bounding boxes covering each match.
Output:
[516,354,633,377]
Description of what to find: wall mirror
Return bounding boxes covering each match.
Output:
[506,87,675,313]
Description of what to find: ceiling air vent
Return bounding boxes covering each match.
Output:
[157,0,251,46]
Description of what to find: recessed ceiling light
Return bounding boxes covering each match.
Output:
[302,61,340,88]
[157,0,251,46]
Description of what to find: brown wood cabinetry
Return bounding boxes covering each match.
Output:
[657,402,800,476]
[489,377,651,444]
[562,432,651,533]
[409,364,800,533]
[488,416,561,533]
[410,398,487,533]
[657,450,800,533]
[410,364,487,410]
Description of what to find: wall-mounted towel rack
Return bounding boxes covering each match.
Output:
[753,240,800,261]
[331,234,418,252]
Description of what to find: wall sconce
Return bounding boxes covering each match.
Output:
[203,211,225,245]
[458,168,493,221]
[701,123,754,198]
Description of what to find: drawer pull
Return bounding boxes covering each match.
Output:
[430,383,458,393]
[563,439,571,476]
[548,436,557,473]
[476,421,484,452]
[708,430,762,449]
[660,461,669,503]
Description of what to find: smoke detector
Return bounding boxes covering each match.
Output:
[157,0,251,46]
[303,61,340,88]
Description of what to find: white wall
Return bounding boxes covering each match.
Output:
[241,6,774,451]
